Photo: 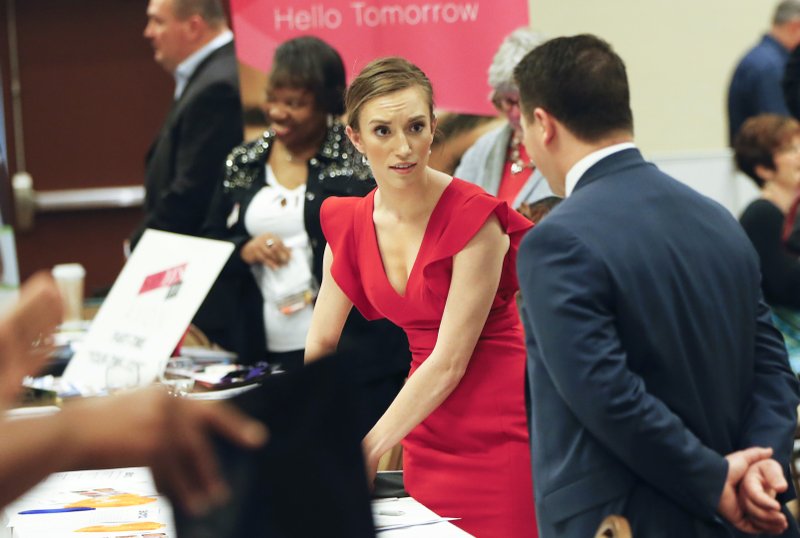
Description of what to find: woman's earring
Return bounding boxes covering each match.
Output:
[326,114,334,128]
[362,155,370,167]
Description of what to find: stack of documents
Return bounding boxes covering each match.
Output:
[3,467,175,537]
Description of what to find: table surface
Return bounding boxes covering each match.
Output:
[2,467,471,537]
[374,497,473,537]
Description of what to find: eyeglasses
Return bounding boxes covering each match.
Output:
[491,93,520,112]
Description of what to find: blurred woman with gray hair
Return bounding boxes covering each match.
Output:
[455,26,555,220]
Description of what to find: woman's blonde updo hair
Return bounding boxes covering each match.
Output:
[345,57,435,131]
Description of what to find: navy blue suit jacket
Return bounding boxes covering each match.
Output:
[518,148,800,537]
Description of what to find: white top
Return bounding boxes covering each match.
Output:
[565,142,636,197]
[244,165,313,352]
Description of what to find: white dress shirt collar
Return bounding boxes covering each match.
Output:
[564,142,636,197]
[174,30,233,99]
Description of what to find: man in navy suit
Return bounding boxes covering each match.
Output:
[515,34,800,537]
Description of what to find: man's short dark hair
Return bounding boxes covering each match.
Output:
[172,0,226,26]
[514,34,633,142]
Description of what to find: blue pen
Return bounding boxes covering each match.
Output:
[19,507,96,515]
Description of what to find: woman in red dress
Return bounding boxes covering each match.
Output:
[305,57,537,537]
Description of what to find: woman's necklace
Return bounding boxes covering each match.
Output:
[509,132,534,175]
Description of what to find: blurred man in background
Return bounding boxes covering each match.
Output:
[728,0,800,145]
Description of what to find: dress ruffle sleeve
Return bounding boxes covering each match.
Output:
[422,183,533,301]
[320,196,383,320]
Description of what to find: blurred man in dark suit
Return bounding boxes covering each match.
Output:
[728,0,800,145]
[134,0,244,350]
[517,34,800,537]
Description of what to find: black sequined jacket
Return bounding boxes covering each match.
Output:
[208,122,373,281]
[202,123,410,401]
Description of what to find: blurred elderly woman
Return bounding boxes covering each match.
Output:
[734,113,800,309]
[455,27,554,218]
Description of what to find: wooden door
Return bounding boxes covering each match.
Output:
[0,0,173,295]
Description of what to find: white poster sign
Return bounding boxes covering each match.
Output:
[63,230,233,395]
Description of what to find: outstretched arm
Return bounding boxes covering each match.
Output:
[305,245,353,362]
[0,389,267,514]
[0,276,266,514]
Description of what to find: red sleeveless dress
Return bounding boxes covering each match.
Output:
[321,178,537,537]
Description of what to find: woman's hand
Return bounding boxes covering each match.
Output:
[240,233,291,269]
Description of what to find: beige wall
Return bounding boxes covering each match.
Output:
[530,0,775,153]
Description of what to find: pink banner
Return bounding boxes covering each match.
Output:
[230,0,529,115]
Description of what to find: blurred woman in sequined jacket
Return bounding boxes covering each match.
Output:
[204,37,410,434]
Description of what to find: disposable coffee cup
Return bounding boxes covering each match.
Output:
[52,263,85,324]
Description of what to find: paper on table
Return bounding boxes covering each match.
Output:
[190,364,239,388]
[12,520,173,538]
[4,467,174,536]
[12,526,174,538]
[371,497,460,531]
[184,383,260,400]
[179,346,236,364]
[376,519,461,532]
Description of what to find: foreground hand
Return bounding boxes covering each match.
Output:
[241,233,291,269]
[738,458,788,534]
[0,272,63,405]
[718,447,774,533]
[65,387,268,516]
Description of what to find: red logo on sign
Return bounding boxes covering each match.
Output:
[138,263,187,295]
